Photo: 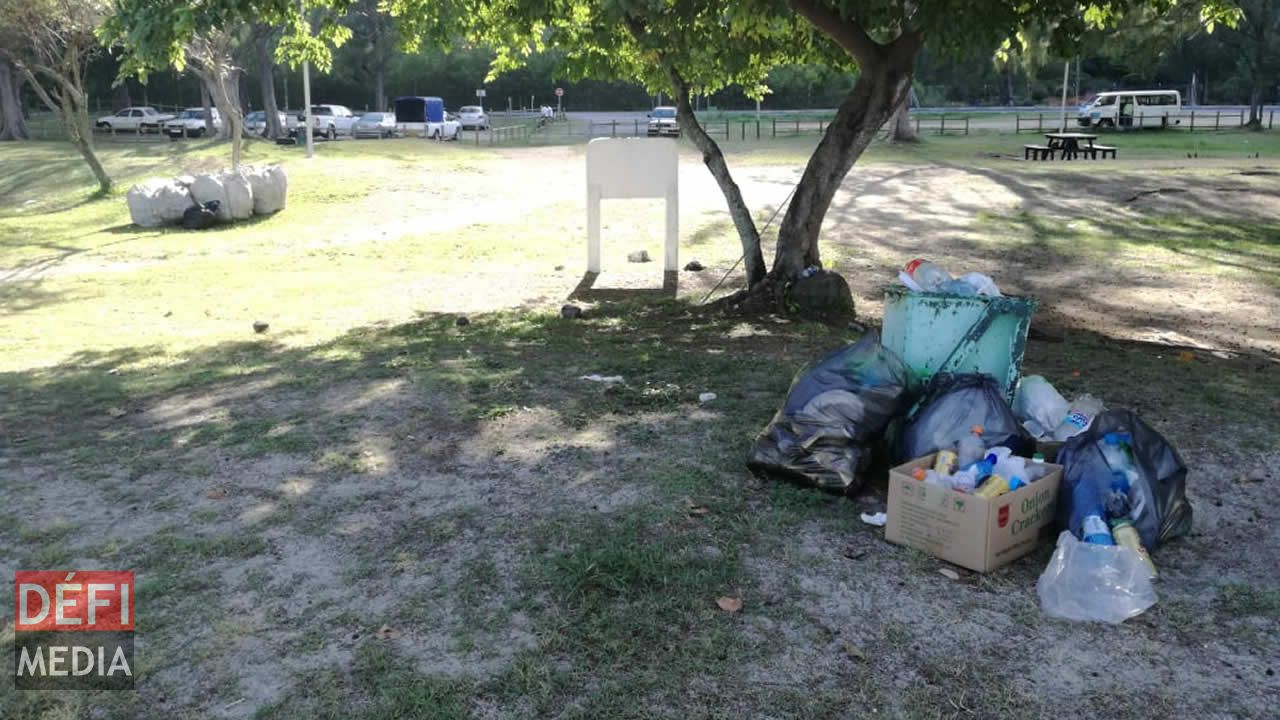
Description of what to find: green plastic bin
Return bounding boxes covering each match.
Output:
[881,287,1036,401]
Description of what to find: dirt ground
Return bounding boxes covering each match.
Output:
[2,138,1278,719]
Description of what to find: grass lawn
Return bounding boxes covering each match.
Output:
[2,129,1279,719]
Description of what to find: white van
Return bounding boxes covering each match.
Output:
[1077,90,1181,128]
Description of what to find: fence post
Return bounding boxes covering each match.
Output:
[965,117,970,135]
[1270,110,1274,129]
[1190,110,1195,132]
[1215,111,1220,130]
[916,115,921,135]
[818,120,824,135]
[940,116,946,135]
[1038,114,1043,132]
[756,120,760,140]
[1015,115,1020,133]
[611,120,617,137]
[772,117,776,137]
[634,119,639,136]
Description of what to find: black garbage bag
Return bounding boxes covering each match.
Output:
[747,331,913,493]
[899,373,1033,462]
[1056,409,1192,551]
[182,200,221,230]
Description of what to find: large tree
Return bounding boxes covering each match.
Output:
[0,58,29,141]
[0,0,112,191]
[253,24,286,138]
[1219,1,1278,126]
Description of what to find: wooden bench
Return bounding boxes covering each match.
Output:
[1090,144,1117,159]
[1024,144,1055,161]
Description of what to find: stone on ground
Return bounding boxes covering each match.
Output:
[788,270,856,325]
[627,250,651,263]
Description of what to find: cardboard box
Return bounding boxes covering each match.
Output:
[884,453,1063,572]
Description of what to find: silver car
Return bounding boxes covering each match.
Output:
[353,112,396,138]
[245,110,288,136]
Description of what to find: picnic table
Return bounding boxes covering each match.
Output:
[1024,132,1117,161]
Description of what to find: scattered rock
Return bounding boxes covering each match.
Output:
[842,641,868,661]
[788,269,855,325]
[684,260,704,272]
[627,249,651,263]
[252,321,269,334]
[698,392,717,403]
[455,316,470,327]
[938,568,961,581]
[554,264,565,271]
[561,304,583,320]
[126,178,196,227]
[107,407,128,419]
[715,596,743,613]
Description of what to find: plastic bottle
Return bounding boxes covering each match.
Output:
[903,259,953,292]
[956,426,985,468]
[968,456,997,482]
[1081,514,1115,545]
[1110,518,1158,578]
[950,467,978,493]
[975,474,1012,499]
[993,455,1027,489]
[933,449,958,475]
[1014,375,1069,439]
[1052,395,1105,441]
[1025,453,1051,482]
[1098,432,1139,485]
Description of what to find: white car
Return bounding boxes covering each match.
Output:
[457,105,489,130]
[646,106,679,137]
[96,106,174,133]
[352,112,396,138]
[165,108,222,138]
[289,104,357,139]
[428,114,462,140]
[245,110,288,136]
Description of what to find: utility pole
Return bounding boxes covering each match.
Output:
[301,0,313,158]
[1059,61,1070,132]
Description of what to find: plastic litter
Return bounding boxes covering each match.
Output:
[899,373,1033,463]
[698,392,717,403]
[580,374,624,384]
[1013,375,1069,439]
[1052,394,1105,441]
[1057,410,1193,551]
[900,259,1002,297]
[1037,531,1157,624]
[748,331,913,493]
[859,512,887,527]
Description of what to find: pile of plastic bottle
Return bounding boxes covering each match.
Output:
[899,259,1002,297]
[1073,431,1159,577]
[911,426,1054,499]
[1013,375,1106,441]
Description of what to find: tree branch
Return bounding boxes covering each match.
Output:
[787,0,883,65]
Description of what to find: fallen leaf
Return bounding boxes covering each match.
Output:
[843,642,867,661]
[842,546,868,560]
[376,624,400,640]
[716,596,743,613]
[685,498,710,516]
[205,488,228,500]
[1178,350,1196,363]
[107,406,127,419]
[938,568,961,581]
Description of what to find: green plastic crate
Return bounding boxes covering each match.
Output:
[881,287,1036,401]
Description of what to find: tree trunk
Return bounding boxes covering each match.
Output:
[201,81,214,134]
[770,62,914,281]
[888,101,916,143]
[17,59,111,193]
[113,80,132,111]
[0,60,29,141]
[1004,65,1015,106]
[255,31,283,138]
[667,71,767,286]
[375,68,385,112]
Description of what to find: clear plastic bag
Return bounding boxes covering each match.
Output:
[1036,531,1157,624]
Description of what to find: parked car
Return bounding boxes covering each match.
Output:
[646,106,679,137]
[96,106,175,133]
[352,112,397,138]
[457,105,489,130]
[245,110,288,136]
[288,104,357,139]
[165,108,222,138]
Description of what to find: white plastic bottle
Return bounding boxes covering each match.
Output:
[956,426,986,468]
[903,259,953,293]
[1052,395,1105,441]
[1014,375,1069,439]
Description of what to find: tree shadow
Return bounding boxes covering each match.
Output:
[568,270,679,302]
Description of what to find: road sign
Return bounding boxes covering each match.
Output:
[475,89,487,98]
[555,87,564,97]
